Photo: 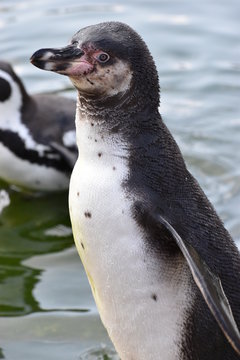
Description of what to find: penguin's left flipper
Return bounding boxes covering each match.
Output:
[50,141,77,169]
[135,202,240,356]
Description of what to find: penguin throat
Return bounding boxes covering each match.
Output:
[76,83,157,124]
[76,92,161,143]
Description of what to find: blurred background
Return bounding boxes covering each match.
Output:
[0,0,239,359]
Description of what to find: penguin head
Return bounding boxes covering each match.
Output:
[0,61,29,119]
[31,22,159,109]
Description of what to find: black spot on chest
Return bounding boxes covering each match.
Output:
[84,211,92,218]
[151,293,158,302]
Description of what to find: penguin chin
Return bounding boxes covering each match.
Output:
[69,59,133,99]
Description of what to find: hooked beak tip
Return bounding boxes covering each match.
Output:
[30,49,54,70]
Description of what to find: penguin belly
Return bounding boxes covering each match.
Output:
[69,122,191,360]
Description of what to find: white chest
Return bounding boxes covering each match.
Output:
[69,120,191,360]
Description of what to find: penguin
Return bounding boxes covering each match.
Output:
[0,60,77,191]
[31,22,240,359]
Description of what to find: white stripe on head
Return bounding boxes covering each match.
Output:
[0,69,51,155]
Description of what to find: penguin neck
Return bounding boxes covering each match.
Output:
[76,90,161,145]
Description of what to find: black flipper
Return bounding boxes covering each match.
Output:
[50,141,77,169]
[135,202,240,355]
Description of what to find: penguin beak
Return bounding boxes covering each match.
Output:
[30,45,94,76]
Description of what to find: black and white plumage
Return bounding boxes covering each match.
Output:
[0,61,77,191]
[31,22,240,359]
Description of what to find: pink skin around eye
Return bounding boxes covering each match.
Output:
[61,48,107,77]
[92,50,108,61]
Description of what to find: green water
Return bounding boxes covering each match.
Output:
[0,184,71,317]
[0,0,240,359]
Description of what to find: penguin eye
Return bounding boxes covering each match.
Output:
[96,53,110,63]
[0,77,11,102]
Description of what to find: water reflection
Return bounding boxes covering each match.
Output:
[0,348,5,359]
[79,345,120,360]
[0,185,73,316]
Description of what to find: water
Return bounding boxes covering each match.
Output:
[0,0,240,359]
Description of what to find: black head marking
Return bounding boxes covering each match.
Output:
[0,77,11,102]
[73,22,145,61]
[0,61,29,107]
[0,61,32,113]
